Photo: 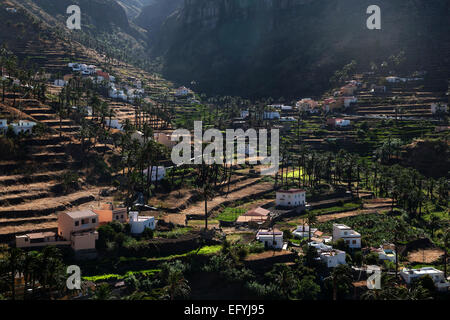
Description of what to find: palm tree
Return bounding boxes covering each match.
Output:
[162,270,190,300]
[91,283,114,300]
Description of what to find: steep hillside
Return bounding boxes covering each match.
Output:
[117,0,156,19]
[134,0,183,45]
[144,0,450,98]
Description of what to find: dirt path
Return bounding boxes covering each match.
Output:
[163,179,273,225]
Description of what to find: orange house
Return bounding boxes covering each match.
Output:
[92,203,128,225]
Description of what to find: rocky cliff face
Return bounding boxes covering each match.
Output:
[143,0,449,98]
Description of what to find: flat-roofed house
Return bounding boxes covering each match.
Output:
[400,267,450,292]
[319,249,347,268]
[58,210,99,251]
[256,229,283,249]
[332,223,361,248]
[16,232,70,248]
[129,211,156,234]
[11,120,36,134]
[276,189,306,207]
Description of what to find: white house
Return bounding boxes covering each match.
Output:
[54,79,66,87]
[129,211,156,234]
[308,240,333,252]
[240,110,249,119]
[276,189,306,207]
[293,225,318,239]
[263,111,280,120]
[280,116,296,122]
[372,243,396,263]
[319,249,347,268]
[143,166,166,182]
[175,86,191,97]
[256,229,283,249]
[6,8,17,13]
[332,223,361,249]
[431,103,448,114]
[11,120,36,134]
[400,267,450,292]
[105,119,122,130]
[335,119,351,127]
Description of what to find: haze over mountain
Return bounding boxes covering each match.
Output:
[117,0,156,19]
[137,0,450,98]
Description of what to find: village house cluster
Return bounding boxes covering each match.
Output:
[15,204,156,258]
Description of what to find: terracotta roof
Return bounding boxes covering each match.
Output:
[244,207,270,216]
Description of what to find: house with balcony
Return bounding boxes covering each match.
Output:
[58,210,99,251]
[332,223,361,248]
[129,211,156,234]
[276,189,306,208]
[256,229,284,249]
[400,267,450,292]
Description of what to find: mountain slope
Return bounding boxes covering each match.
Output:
[144,0,450,98]
[117,0,156,19]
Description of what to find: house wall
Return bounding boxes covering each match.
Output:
[257,235,283,249]
[72,232,98,251]
[276,192,305,207]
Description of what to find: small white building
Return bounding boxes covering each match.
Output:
[276,189,306,207]
[263,111,280,120]
[293,225,317,239]
[335,119,351,127]
[6,7,17,13]
[105,119,123,130]
[280,116,296,122]
[319,249,347,268]
[54,79,66,87]
[431,103,448,114]
[11,120,36,134]
[308,241,333,252]
[175,86,191,97]
[240,110,249,119]
[332,223,361,249]
[373,244,396,263]
[400,267,450,292]
[128,211,156,234]
[143,166,166,182]
[256,229,283,249]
